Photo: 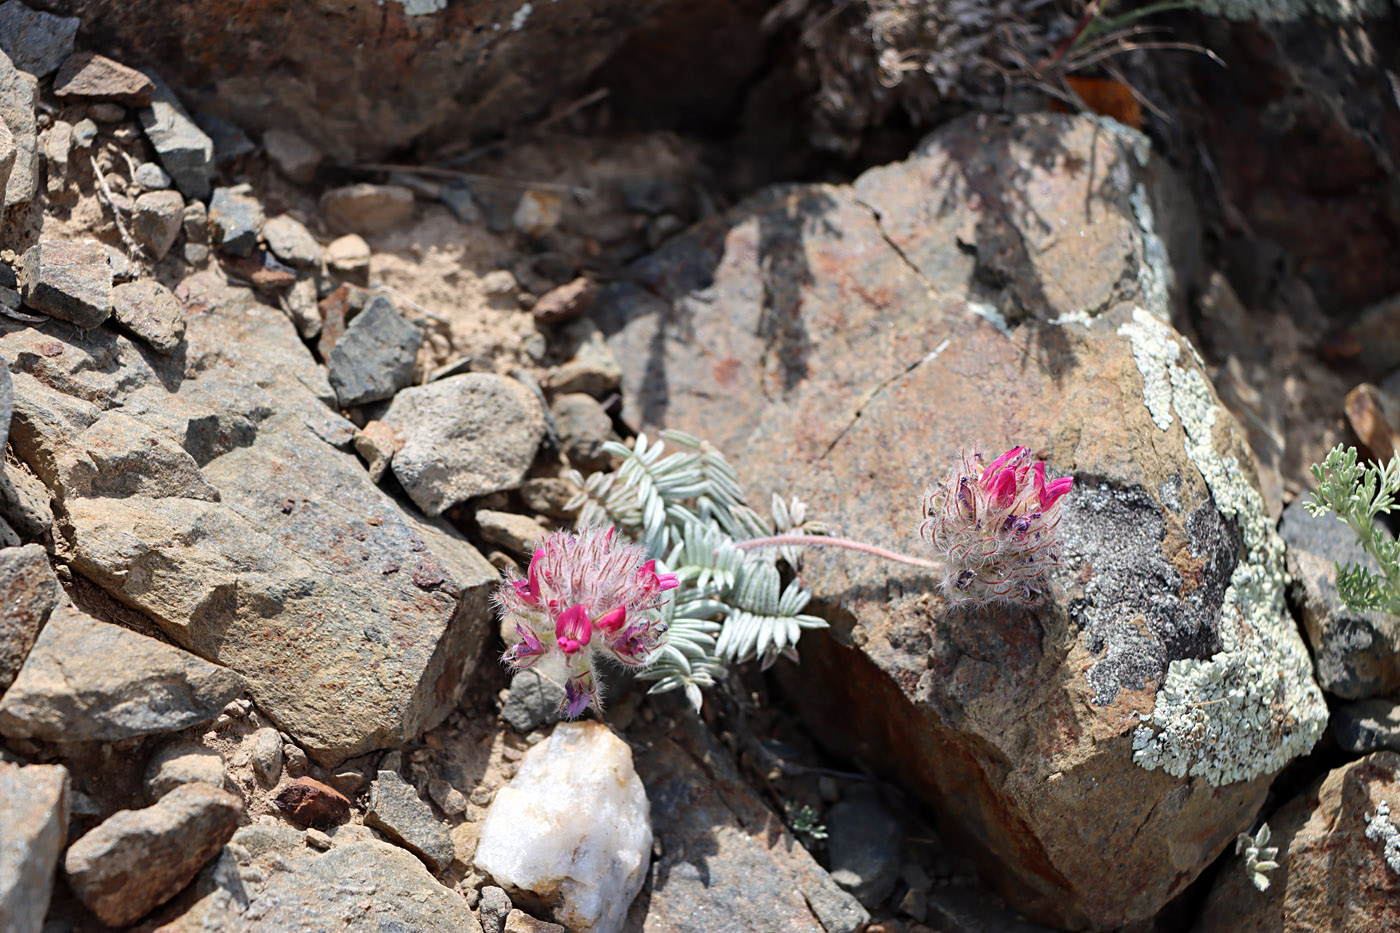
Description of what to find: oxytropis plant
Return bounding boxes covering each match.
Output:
[495,436,1074,718]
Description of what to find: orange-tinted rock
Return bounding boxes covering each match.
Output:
[274,777,351,828]
[53,51,154,106]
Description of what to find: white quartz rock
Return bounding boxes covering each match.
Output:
[474,721,650,933]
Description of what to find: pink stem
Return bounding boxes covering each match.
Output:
[735,535,942,571]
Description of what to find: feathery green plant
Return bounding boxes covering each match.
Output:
[1235,823,1280,891]
[563,430,829,712]
[1305,445,1400,616]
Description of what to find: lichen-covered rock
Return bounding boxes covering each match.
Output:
[0,761,67,933]
[64,782,243,928]
[1195,752,1400,933]
[0,601,243,742]
[158,823,484,932]
[626,711,869,933]
[382,373,546,517]
[475,721,650,933]
[0,271,497,765]
[593,113,1323,929]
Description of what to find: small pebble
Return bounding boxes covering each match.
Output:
[305,827,333,850]
[72,118,97,149]
[480,269,517,296]
[133,162,171,190]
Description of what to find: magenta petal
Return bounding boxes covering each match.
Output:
[556,604,593,654]
[981,446,1026,485]
[595,606,627,633]
[1041,475,1074,508]
[657,572,680,592]
[989,468,1018,507]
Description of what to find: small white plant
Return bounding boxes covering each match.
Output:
[1235,823,1280,891]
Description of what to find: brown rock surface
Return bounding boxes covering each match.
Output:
[273,776,352,828]
[594,113,1323,929]
[0,761,68,933]
[1196,752,1400,933]
[0,543,60,697]
[64,782,242,928]
[52,50,154,105]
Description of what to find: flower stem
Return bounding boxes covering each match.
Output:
[735,535,942,571]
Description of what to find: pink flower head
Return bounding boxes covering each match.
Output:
[494,527,674,717]
[920,445,1074,606]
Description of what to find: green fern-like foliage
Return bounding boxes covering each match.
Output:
[1305,445,1400,616]
[564,430,828,711]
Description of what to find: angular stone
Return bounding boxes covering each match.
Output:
[250,726,284,784]
[0,460,52,541]
[1332,697,1400,754]
[1,272,497,766]
[208,184,265,257]
[262,213,322,267]
[280,272,320,339]
[533,276,597,326]
[505,911,564,933]
[0,761,67,933]
[542,318,621,398]
[476,722,651,933]
[111,278,187,354]
[0,116,13,212]
[0,48,38,211]
[39,118,70,195]
[0,1,78,77]
[476,510,547,555]
[133,161,170,190]
[1281,498,1400,699]
[138,69,214,201]
[53,51,155,106]
[480,886,513,933]
[0,543,59,697]
[133,189,185,261]
[1196,752,1400,932]
[597,114,1319,930]
[826,786,902,908]
[626,712,868,933]
[552,392,615,474]
[352,419,402,484]
[0,353,9,449]
[325,233,371,286]
[156,823,484,932]
[71,116,96,149]
[18,239,111,328]
[327,294,421,407]
[274,776,351,828]
[321,183,415,235]
[144,740,227,801]
[366,769,454,873]
[501,670,564,735]
[64,782,242,928]
[0,602,244,742]
[383,373,546,516]
[263,128,321,184]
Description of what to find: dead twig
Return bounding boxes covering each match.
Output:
[88,154,149,266]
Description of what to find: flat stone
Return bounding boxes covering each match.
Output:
[0,48,38,211]
[552,392,614,473]
[158,823,484,932]
[440,180,481,224]
[500,670,565,734]
[366,769,454,873]
[352,419,402,484]
[0,761,67,933]
[133,161,170,190]
[533,276,597,326]
[39,119,70,195]
[626,712,868,933]
[505,911,564,933]
[1197,751,1400,932]
[1281,498,1400,699]
[208,184,266,257]
[197,112,254,163]
[250,726,284,785]
[112,278,187,353]
[64,782,242,928]
[53,51,155,106]
[382,373,546,516]
[1,271,497,766]
[476,510,548,555]
[327,294,421,407]
[262,214,322,267]
[476,722,651,933]
[321,183,414,236]
[325,233,371,286]
[133,189,185,260]
[144,740,227,801]
[0,1,78,77]
[0,460,52,541]
[262,128,321,183]
[826,785,902,908]
[18,239,111,328]
[138,69,214,201]
[0,601,244,742]
[0,543,60,697]
[1332,697,1400,754]
[274,776,351,828]
[598,113,1319,930]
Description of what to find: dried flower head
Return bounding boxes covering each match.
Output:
[496,527,678,717]
[919,445,1073,605]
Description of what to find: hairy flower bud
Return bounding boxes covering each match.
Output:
[495,527,678,717]
[919,445,1073,606]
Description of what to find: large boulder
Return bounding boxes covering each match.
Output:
[593,113,1325,929]
[0,270,497,765]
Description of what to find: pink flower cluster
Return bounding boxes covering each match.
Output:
[496,527,678,717]
[919,446,1073,606]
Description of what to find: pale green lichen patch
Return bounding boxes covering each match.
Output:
[1119,307,1327,786]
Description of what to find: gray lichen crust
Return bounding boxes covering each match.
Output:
[1120,307,1327,785]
